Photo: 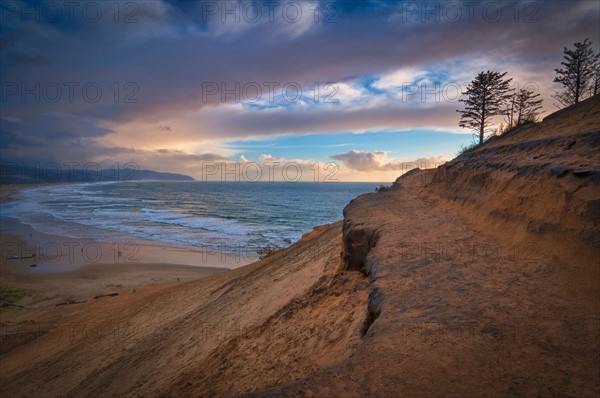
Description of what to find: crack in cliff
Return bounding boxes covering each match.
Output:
[341,226,380,278]
[341,219,383,338]
[360,286,383,338]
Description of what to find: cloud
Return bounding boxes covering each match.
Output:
[1,0,598,173]
[0,112,113,157]
[372,67,426,91]
[331,150,389,171]
[331,150,445,171]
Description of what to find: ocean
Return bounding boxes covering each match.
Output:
[1,181,379,253]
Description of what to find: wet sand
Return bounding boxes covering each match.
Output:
[0,186,253,338]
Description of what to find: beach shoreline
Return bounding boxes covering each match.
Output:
[1,182,257,271]
[0,224,234,305]
[1,185,244,357]
[0,182,71,203]
[0,183,254,311]
[1,216,256,272]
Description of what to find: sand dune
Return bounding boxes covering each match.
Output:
[1,223,369,397]
[1,96,599,397]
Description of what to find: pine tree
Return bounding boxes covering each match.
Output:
[457,71,513,145]
[504,92,517,129]
[553,38,599,107]
[504,88,543,130]
[514,88,543,126]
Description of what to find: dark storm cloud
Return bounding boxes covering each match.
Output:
[0,0,598,164]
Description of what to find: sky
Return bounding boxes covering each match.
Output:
[1,0,598,182]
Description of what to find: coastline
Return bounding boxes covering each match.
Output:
[1,182,256,270]
[0,217,256,273]
[0,183,253,308]
[0,182,71,203]
[0,184,247,358]
[0,223,234,305]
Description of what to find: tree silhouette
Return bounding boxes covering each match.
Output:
[457,71,513,145]
[553,38,599,107]
[506,88,543,128]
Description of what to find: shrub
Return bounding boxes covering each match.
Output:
[375,185,392,192]
[0,285,36,304]
[457,141,481,156]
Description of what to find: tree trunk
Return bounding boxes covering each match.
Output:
[480,102,486,144]
[575,60,581,103]
[479,121,484,144]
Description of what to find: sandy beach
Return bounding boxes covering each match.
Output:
[1,217,256,271]
[0,219,235,358]
[1,196,254,303]
[1,183,256,271]
[0,186,252,359]
[0,227,229,303]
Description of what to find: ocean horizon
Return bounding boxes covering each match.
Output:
[1,181,380,252]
